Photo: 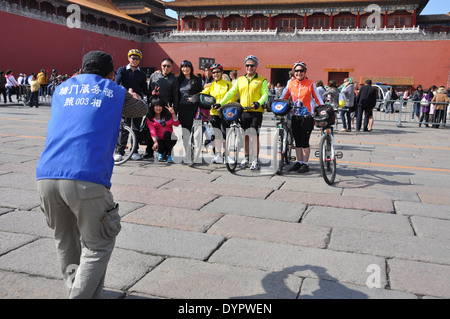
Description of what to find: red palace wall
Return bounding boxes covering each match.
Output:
[146,41,450,89]
[0,11,142,76]
[2,11,449,89]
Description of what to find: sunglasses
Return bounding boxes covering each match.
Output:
[212,71,221,74]
[294,69,306,73]
[130,57,140,61]
[245,64,256,68]
[162,64,172,68]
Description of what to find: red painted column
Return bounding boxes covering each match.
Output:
[245,14,248,30]
[412,9,417,26]
[269,13,272,29]
[304,13,308,29]
[357,11,361,28]
[221,14,225,30]
[330,12,334,28]
[383,11,388,27]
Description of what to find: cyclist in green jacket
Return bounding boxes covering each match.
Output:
[219,55,268,170]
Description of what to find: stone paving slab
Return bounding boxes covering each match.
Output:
[388,258,450,298]
[341,187,420,202]
[268,189,395,213]
[0,238,60,279]
[275,175,343,195]
[410,216,450,240]
[133,165,218,183]
[299,278,417,299]
[105,248,164,291]
[115,222,225,260]
[418,193,450,206]
[0,210,53,238]
[0,187,41,210]
[0,173,37,192]
[329,228,450,265]
[0,231,38,256]
[130,257,303,299]
[207,214,330,248]
[303,206,414,235]
[0,161,38,174]
[201,196,306,222]
[209,238,387,287]
[0,271,66,299]
[394,201,450,220]
[122,204,222,232]
[111,173,172,189]
[210,173,285,189]
[111,184,218,210]
[160,179,274,199]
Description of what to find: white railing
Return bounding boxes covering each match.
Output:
[170,28,278,36]
[166,26,424,37]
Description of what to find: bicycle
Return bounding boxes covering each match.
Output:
[218,103,256,173]
[114,118,137,165]
[188,93,217,167]
[269,99,296,175]
[313,104,343,185]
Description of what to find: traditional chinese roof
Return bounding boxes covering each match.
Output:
[167,0,429,13]
[66,0,148,25]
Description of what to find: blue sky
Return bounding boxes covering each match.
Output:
[421,0,450,14]
[162,0,450,18]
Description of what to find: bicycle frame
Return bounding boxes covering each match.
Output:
[188,106,215,166]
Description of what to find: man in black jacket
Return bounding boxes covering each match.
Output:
[149,58,179,114]
[114,49,149,161]
[356,79,377,132]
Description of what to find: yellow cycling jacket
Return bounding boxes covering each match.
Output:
[201,79,236,116]
[220,73,268,112]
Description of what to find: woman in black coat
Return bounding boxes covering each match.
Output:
[176,60,203,156]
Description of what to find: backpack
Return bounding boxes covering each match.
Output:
[391,89,398,100]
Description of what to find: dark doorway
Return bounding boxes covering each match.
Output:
[328,72,349,86]
[271,68,291,87]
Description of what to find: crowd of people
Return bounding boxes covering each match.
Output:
[3,50,449,156]
[30,48,450,299]
[0,68,80,107]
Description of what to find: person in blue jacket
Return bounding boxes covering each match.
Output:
[36,51,147,299]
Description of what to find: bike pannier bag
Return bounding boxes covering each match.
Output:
[314,104,335,128]
[221,103,241,122]
[271,99,292,116]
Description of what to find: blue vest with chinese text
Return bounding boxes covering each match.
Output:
[36,74,126,188]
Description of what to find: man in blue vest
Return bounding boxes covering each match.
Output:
[36,51,147,298]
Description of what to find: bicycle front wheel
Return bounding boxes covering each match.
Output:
[319,133,336,185]
[225,126,239,173]
[189,120,203,167]
[114,125,136,166]
[272,128,284,175]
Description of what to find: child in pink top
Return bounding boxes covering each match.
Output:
[146,96,179,163]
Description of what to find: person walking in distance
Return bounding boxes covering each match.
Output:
[355,79,377,132]
[36,51,147,298]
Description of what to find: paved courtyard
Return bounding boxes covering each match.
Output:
[0,102,449,299]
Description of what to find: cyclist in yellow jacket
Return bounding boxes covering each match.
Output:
[219,55,268,170]
[201,63,236,164]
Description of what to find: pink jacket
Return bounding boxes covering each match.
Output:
[146,116,179,140]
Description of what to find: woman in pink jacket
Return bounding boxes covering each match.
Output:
[146,96,179,163]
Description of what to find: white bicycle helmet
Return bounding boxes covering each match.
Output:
[244,55,258,65]
[293,61,307,70]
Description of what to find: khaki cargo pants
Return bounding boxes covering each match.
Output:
[37,179,121,299]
